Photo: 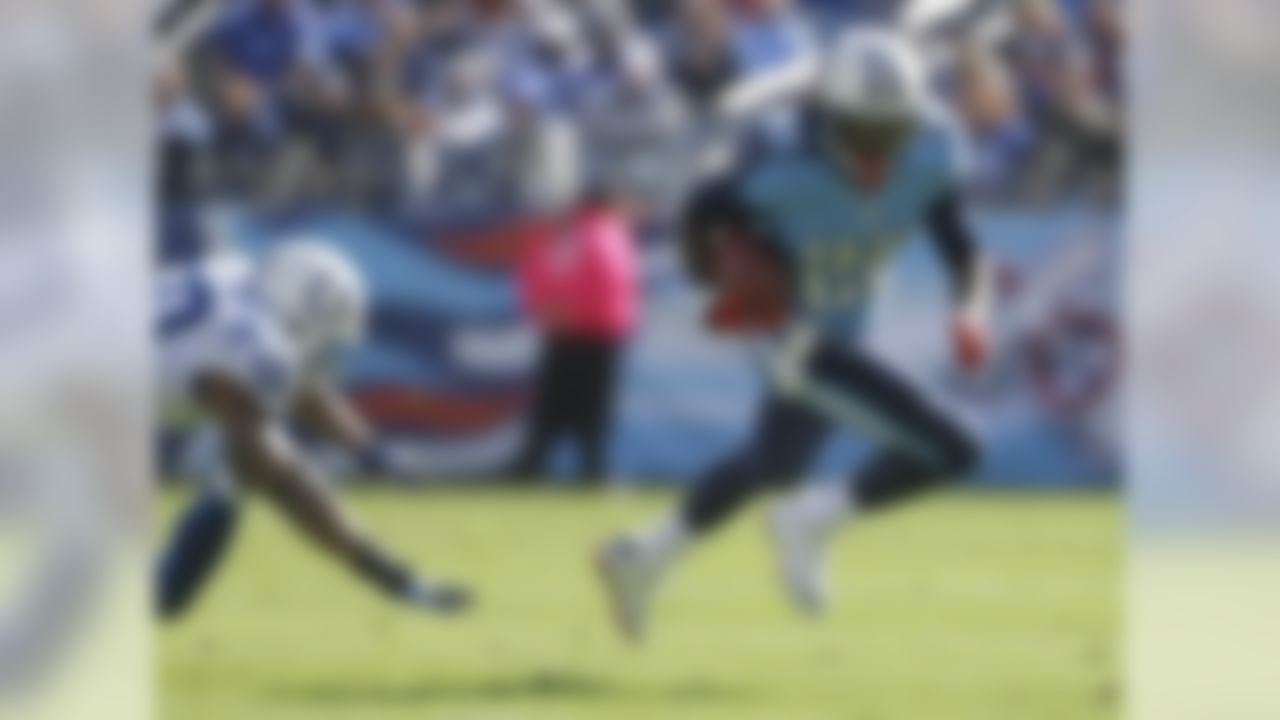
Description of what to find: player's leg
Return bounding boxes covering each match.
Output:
[156,430,242,620]
[806,342,978,501]
[769,342,978,613]
[684,396,831,533]
[598,396,830,642]
[157,489,239,619]
[251,462,471,614]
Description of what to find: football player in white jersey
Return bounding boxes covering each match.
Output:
[597,28,994,643]
[157,241,471,619]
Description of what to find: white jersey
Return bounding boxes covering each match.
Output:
[158,252,300,428]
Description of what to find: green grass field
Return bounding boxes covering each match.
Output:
[160,488,1119,720]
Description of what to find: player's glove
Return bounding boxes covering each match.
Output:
[951,309,990,372]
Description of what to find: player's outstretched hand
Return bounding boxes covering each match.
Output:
[951,312,990,372]
[403,578,474,616]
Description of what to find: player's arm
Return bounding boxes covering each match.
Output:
[195,371,470,610]
[291,380,396,476]
[681,177,792,334]
[195,372,365,559]
[292,381,373,453]
[926,189,993,370]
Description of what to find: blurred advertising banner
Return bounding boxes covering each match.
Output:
[224,203,1118,488]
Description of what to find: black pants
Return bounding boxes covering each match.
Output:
[683,341,978,532]
[513,334,622,483]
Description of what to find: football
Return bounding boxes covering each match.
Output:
[705,232,793,334]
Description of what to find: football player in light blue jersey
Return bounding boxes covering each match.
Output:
[157,241,471,620]
[598,28,994,643]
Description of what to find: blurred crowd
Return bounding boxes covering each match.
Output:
[157,0,1124,245]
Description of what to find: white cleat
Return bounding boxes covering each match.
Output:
[596,536,664,644]
[768,494,839,617]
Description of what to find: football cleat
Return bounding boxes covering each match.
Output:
[596,536,664,644]
[768,491,841,617]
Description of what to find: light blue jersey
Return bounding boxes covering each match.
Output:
[736,109,969,340]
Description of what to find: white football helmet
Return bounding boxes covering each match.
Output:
[258,240,368,369]
[814,27,929,125]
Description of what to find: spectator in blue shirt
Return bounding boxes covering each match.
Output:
[664,0,740,108]
[730,0,816,75]
[207,0,351,200]
[211,0,330,87]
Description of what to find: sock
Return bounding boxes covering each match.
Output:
[157,492,239,619]
[633,513,691,569]
[783,480,855,535]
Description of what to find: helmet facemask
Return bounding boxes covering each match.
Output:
[813,28,929,188]
[259,241,368,379]
[819,110,916,188]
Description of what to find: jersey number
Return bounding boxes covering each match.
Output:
[798,235,898,309]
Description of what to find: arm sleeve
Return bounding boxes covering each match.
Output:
[925,189,981,304]
[679,175,773,286]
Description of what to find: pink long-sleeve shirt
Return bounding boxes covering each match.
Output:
[518,204,640,341]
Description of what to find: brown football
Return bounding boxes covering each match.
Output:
[705,233,792,334]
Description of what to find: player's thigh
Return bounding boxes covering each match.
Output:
[738,394,831,484]
[802,343,975,469]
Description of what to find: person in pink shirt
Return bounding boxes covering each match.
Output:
[512,191,641,485]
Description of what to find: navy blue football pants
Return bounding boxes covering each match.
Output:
[683,341,978,533]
